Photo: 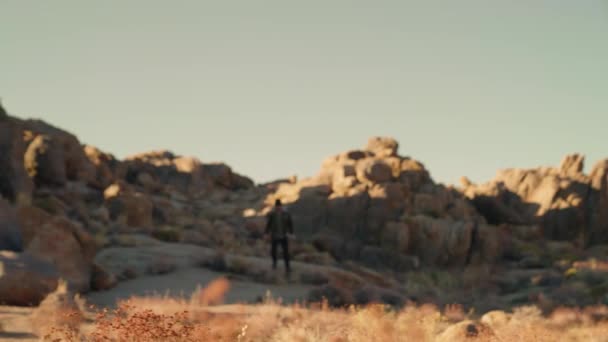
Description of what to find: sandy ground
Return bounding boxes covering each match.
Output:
[0,306,36,342]
[0,267,312,341]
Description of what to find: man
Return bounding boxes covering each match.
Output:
[265,199,294,274]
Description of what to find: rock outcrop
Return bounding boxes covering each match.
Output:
[265,137,494,269]
[1,99,606,313]
[0,103,257,302]
[118,151,254,196]
[20,119,97,187]
[0,251,59,306]
[18,206,97,292]
[0,112,33,204]
[0,198,22,251]
[462,154,608,246]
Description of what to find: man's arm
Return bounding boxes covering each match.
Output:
[286,213,294,235]
[265,213,272,235]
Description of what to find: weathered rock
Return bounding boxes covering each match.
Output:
[560,154,585,177]
[0,115,33,204]
[264,137,490,267]
[0,199,22,251]
[359,246,419,271]
[473,224,505,264]
[408,216,473,265]
[0,101,7,119]
[330,163,358,195]
[0,251,59,306]
[24,135,68,187]
[120,151,208,195]
[21,119,97,185]
[83,145,116,189]
[398,159,431,191]
[204,163,254,190]
[365,136,399,157]
[119,151,254,194]
[587,159,608,245]
[273,181,330,237]
[463,155,608,245]
[135,171,160,192]
[356,158,393,184]
[17,205,52,246]
[18,206,97,292]
[446,197,479,221]
[244,215,266,238]
[380,221,410,254]
[32,194,69,216]
[414,193,444,217]
[104,182,153,228]
[90,263,117,291]
[326,186,369,238]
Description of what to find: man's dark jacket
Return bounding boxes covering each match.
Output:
[265,208,293,239]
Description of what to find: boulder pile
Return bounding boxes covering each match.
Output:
[265,137,503,269]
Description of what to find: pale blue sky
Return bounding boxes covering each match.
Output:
[2,1,607,185]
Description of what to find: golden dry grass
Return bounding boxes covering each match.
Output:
[41,277,608,342]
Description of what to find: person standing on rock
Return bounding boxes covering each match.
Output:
[265,199,294,275]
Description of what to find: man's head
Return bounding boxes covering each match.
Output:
[275,199,282,210]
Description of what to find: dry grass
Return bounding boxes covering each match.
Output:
[41,278,608,342]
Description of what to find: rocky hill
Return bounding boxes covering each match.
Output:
[1,101,608,311]
[0,102,257,305]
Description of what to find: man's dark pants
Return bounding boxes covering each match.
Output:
[271,238,290,272]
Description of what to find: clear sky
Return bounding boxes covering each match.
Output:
[2,1,607,185]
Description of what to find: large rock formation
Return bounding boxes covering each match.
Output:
[103,181,154,228]
[265,137,493,269]
[18,206,97,292]
[20,119,97,187]
[2,99,606,312]
[118,151,254,196]
[461,154,608,246]
[0,251,59,306]
[0,198,22,251]
[0,102,258,304]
